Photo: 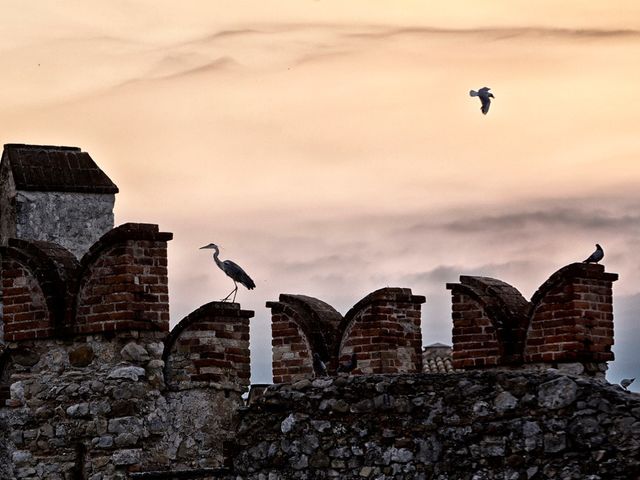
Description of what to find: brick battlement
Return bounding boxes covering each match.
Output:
[163,301,253,392]
[268,287,425,383]
[0,222,173,341]
[447,262,618,373]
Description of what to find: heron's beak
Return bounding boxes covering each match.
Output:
[199,245,210,249]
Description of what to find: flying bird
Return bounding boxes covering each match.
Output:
[469,87,494,115]
[583,244,604,264]
[312,353,328,377]
[199,243,255,302]
[620,378,635,391]
[337,352,357,374]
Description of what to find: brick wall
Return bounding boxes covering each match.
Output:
[75,223,172,334]
[447,276,530,370]
[270,313,313,384]
[164,301,252,391]
[0,257,52,341]
[448,263,618,372]
[525,263,617,364]
[268,288,425,382]
[338,288,425,374]
[0,223,172,341]
[267,295,342,384]
[0,239,78,341]
[449,291,500,369]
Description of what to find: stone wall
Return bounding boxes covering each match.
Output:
[229,371,640,480]
[3,333,167,479]
[13,191,115,259]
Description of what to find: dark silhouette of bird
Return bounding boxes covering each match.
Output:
[620,378,635,391]
[469,87,494,115]
[312,353,328,377]
[199,243,255,302]
[583,244,604,264]
[337,352,357,374]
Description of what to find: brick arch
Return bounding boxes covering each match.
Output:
[447,276,530,369]
[74,223,172,335]
[267,294,342,383]
[525,262,618,364]
[0,239,78,340]
[163,302,252,391]
[338,288,424,374]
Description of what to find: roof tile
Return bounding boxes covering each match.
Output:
[2,144,119,194]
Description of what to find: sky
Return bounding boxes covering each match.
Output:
[1,1,639,390]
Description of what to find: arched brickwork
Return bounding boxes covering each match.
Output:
[0,223,172,340]
[163,301,253,391]
[338,288,425,374]
[447,276,529,369]
[74,223,172,335]
[267,295,342,384]
[448,263,618,372]
[525,263,617,364]
[0,239,76,341]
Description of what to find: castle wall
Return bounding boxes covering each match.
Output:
[338,288,424,374]
[75,223,171,334]
[156,302,252,470]
[229,371,640,480]
[268,295,342,384]
[2,333,167,479]
[448,263,618,377]
[0,225,253,479]
[271,313,314,384]
[525,263,617,366]
[268,288,425,382]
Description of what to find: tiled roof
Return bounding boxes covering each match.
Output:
[2,144,118,194]
[422,343,456,373]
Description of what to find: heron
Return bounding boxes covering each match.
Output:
[469,87,494,115]
[583,244,604,264]
[199,243,256,302]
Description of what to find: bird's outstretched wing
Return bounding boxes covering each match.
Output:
[223,260,256,289]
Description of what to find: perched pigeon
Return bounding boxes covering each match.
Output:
[337,352,357,374]
[583,244,604,264]
[620,378,635,391]
[312,353,328,377]
[469,87,494,115]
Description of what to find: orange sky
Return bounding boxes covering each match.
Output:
[1,1,639,386]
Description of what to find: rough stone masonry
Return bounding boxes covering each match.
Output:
[227,371,640,480]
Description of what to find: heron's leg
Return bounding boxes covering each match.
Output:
[231,282,239,303]
[221,285,236,302]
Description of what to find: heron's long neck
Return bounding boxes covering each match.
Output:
[212,247,224,269]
